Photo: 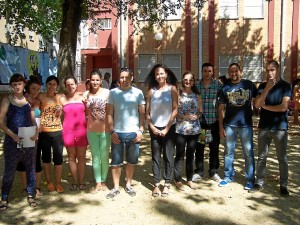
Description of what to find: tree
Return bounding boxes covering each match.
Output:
[0,0,209,84]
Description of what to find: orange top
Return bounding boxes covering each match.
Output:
[40,95,62,132]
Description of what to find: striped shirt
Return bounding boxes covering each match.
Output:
[196,79,222,124]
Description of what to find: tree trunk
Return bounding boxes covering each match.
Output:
[57,0,83,88]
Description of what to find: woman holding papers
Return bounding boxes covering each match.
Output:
[17,75,43,196]
[60,76,88,191]
[0,73,39,211]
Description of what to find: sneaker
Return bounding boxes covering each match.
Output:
[244,183,253,190]
[280,186,289,197]
[248,184,263,193]
[211,174,222,182]
[218,180,229,187]
[125,186,136,197]
[106,188,120,199]
[192,173,202,183]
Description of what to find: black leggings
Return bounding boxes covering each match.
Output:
[38,131,64,165]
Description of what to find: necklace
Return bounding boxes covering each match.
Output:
[13,95,25,100]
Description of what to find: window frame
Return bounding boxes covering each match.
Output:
[162,54,182,81]
[219,55,240,77]
[242,55,263,82]
[138,54,158,82]
[219,0,239,19]
[244,0,264,19]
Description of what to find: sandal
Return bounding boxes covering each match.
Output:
[101,183,108,191]
[27,196,37,208]
[79,184,86,190]
[47,183,55,192]
[35,188,43,196]
[161,184,170,197]
[187,181,196,190]
[91,185,102,194]
[174,181,185,191]
[69,184,78,191]
[56,184,64,193]
[152,184,161,197]
[0,200,8,211]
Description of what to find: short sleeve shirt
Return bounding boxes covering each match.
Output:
[108,87,145,132]
[218,79,257,127]
[257,79,292,130]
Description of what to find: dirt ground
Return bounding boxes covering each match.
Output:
[0,116,299,225]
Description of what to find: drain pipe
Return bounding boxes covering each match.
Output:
[280,0,285,78]
[198,8,203,79]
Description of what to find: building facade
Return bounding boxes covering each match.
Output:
[76,0,300,89]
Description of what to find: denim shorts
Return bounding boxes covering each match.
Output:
[111,132,139,166]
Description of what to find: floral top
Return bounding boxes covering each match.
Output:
[176,92,201,135]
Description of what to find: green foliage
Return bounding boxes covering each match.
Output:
[0,0,62,44]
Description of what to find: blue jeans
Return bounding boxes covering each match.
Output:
[223,126,255,184]
[256,130,288,187]
[111,132,139,166]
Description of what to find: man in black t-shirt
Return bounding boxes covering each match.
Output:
[218,63,257,190]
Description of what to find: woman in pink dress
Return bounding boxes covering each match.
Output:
[60,76,88,190]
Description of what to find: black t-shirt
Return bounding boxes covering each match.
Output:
[218,79,257,127]
[257,79,292,130]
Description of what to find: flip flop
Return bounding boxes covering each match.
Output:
[79,184,86,190]
[91,185,102,194]
[69,184,78,191]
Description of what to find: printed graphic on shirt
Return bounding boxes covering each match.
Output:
[87,98,106,121]
[227,88,250,107]
[41,105,61,129]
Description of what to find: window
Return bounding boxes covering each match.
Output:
[244,0,263,19]
[80,21,89,49]
[29,31,34,42]
[219,55,239,77]
[162,54,181,81]
[219,0,238,19]
[163,0,181,20]
[137,3,156,21]
[243,55,263,82]
[98,18,112,30]
[138,54,157,82]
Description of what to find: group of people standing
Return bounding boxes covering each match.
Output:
[0,59,294,211]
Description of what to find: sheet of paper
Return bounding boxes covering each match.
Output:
[18,126,36,148]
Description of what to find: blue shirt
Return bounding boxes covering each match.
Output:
[108,87,145,132]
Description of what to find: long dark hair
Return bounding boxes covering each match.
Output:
[180,71,199,95]
[145,64,178,90]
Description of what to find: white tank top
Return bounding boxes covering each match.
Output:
[150,85,174,127]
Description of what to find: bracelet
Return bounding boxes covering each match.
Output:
[110,130,115,135]
[138,130,145,134]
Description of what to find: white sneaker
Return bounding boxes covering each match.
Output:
[211,174,221,182]
[192,173,202,183]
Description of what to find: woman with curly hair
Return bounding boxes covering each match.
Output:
[145,64,178,197]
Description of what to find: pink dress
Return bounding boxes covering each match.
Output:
[62,103,88,147]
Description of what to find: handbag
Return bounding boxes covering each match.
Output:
[198,113,213,144]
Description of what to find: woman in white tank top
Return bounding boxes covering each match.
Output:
[145,64,178,197]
